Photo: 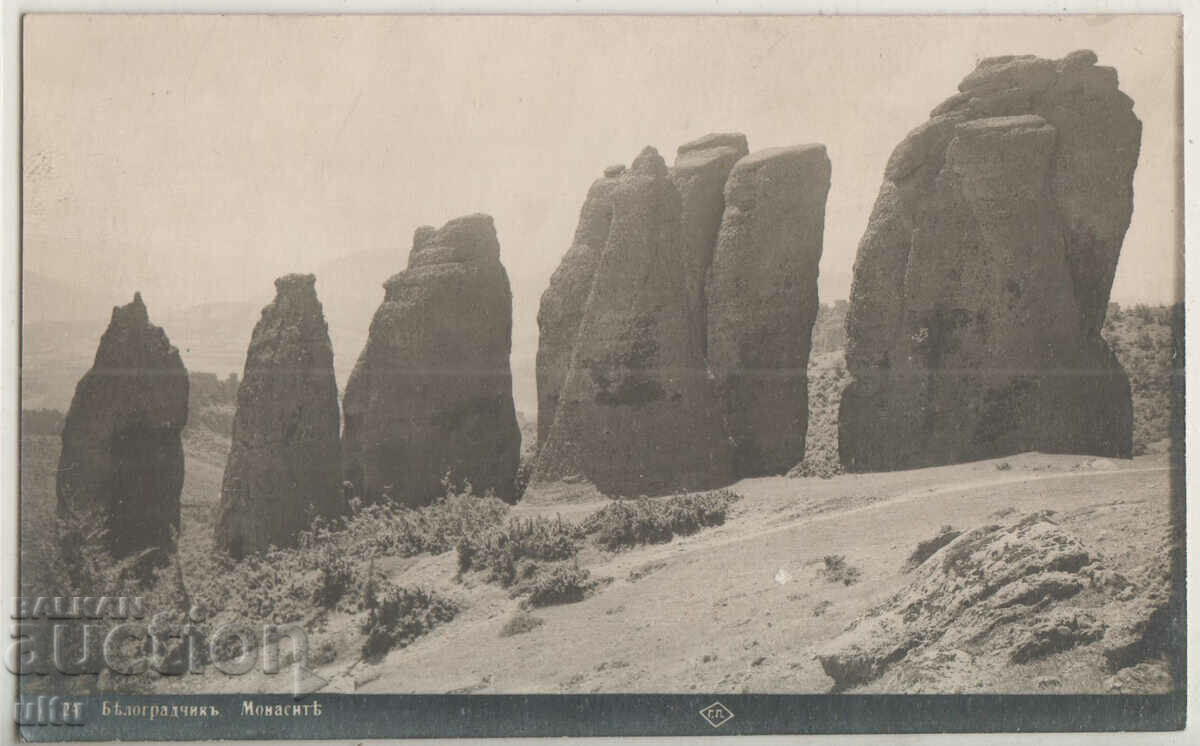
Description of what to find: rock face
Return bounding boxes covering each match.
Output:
[839,51,1139,471]
[215,274,343,559]
[535,146,735,496]
[56,293,188,559]
[342,214,521,505]
[535,171,622,448]
[671,133,749,358]
[707,145,831,475]
[535,136,830,494]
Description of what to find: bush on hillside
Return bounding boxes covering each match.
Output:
[301,490,511,565]
[523,562,595,608]
[581,489,740,551]
[312,545,355,609]
[360,574,458,659]
[456,515,581,586]
[819,554,861,586]
[499,611,545,637]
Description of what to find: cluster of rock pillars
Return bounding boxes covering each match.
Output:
[54,51,1142,560]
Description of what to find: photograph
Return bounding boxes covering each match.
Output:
[13,12,1186,738]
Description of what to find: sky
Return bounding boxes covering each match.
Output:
[21,14,1183,412]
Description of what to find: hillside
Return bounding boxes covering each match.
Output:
[116,450,1171,696]
[17,302,1180,697]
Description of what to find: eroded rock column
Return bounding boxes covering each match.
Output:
[216,274,343,558]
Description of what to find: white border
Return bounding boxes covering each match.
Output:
[0,3,1192,745]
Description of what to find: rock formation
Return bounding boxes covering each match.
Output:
[215,274,343,559]
[536,133,831,495]
[535,146,735,495]
[56,293,188,560]
[342,214,521,505]
[707,145,831,475]
[839,51,1139,471]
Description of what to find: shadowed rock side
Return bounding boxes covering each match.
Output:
[839,50,1139,472]
[535,147,735,496]
[56,293,188,560]
[671,133,750,358]
[535,170,622,448]
[342,214,521,505]
[707,145,831,476]
[215,274,343,559]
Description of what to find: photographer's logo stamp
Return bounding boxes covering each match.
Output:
[699,701,733,728]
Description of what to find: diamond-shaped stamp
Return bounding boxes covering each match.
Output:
[699,701,734,728]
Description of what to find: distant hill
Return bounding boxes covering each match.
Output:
[21,319,104,411]
[21,302,263,412]
[161,301,262,377]
[21,270,121,324]
[314,249,399,393]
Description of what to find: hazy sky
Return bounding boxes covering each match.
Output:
[23,15,1183,352]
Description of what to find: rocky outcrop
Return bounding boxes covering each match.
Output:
[535,135,832,493]
[707,145,831,475]
[56,293,188,559]
[817,509,1174,693]
[215,274,343,559]
[342,214,521,505]
[819,512,1099,692]
[534,147,736,496]
[840,51,1139,471]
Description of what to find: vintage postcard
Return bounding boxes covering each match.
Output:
[12,12,1185,739]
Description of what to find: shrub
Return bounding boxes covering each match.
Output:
[309,638,338,667]
[582,490,740,551]
[50,507,177,601]
[308,491,511,564]
[456,515,580,586]
[523,562,595,608]
[499,612,544,637]
[514,456,536,499]
[312,546,355,609]
[360,576,458,659]
[819,554,861,586]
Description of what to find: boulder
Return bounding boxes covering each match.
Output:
[707,145,831,475]
[342,214,521,505]
[215,274,343,559]
[56,293,188,560]
[535,147,735,495]
[840,51,1139,471]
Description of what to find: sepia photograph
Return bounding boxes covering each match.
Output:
[11,11,1186,738]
